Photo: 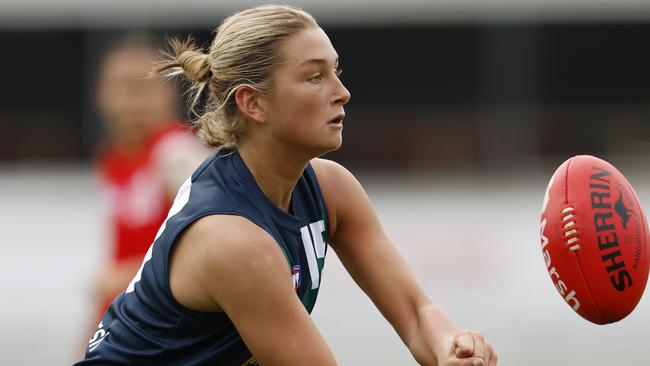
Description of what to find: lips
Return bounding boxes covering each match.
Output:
[328,113,345,125]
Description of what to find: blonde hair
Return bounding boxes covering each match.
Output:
[153,4,318,149]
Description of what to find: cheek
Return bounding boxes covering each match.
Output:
[276,89,323,130]
[102,84,133,110]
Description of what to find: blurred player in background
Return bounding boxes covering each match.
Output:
[91,34,208,321]
[78,6,496,366]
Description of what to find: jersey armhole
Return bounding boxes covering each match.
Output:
[305,163,330,243]
[163,211,292,317]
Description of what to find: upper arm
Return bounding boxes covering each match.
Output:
[311,159,430,338]
[170,215,336,366]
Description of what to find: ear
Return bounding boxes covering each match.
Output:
[235,86,267,124]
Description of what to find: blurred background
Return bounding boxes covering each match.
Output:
[2,0,650,364]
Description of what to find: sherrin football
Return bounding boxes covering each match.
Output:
[540,155,650,324]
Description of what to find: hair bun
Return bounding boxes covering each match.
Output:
[178,50,212,83]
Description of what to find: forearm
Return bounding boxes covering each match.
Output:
[333,238,458,365]
[404,302,457,366]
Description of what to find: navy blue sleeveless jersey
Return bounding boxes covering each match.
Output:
[77,149,329,366]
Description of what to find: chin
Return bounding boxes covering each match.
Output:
[323,135,343,153]
[305,139,342,159]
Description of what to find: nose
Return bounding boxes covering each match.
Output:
[333,77,351,106]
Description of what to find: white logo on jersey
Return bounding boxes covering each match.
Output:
[88,321,110,353]
[300,220,327,289]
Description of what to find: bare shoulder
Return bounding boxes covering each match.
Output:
[187,215,282,268]
[310,158,373,242]
[169,214,291,312]
[310,158,361,193]
[311,157,349,177]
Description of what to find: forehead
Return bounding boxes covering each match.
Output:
[101,48,157,78]
[279,27,338,65]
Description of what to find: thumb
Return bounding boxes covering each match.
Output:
[453,333,474,358]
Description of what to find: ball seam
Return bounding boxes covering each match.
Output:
[566,157,610,323]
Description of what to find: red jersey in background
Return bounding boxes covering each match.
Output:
[98,122,197,263]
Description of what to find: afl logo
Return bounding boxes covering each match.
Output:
[292,265,301,292]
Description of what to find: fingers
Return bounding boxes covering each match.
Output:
[452,330,497,365]
[453,331,475,358]
[455,358,484,366]
[471,332,485,361]
[485,343,498,366]
[478,334,497,366]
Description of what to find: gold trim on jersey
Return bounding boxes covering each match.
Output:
[240,356,259,366]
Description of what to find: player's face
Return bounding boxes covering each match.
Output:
[96,49,178,146]
[262,27,351,156]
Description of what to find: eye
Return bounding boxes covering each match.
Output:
[335,67,343,77]
[308,73,322,83]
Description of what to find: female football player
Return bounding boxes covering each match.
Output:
[78,5,497,366]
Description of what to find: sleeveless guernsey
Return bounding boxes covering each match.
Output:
[78,149,329,366]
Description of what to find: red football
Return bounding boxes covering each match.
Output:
[540,155,650,324]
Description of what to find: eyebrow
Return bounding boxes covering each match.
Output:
[299,57,340,67]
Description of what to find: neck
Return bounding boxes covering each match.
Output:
[237,141,310,213]
[112,131,146,153]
